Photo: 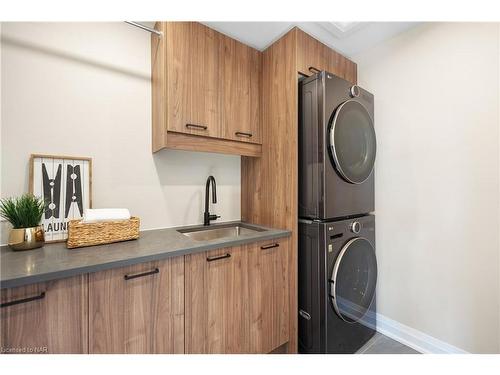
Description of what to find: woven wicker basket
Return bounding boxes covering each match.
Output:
[67,217,140,249]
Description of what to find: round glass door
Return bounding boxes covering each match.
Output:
[330,237,377,323]
[329,100,376,184]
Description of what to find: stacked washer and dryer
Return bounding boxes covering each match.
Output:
[298,71,378,354]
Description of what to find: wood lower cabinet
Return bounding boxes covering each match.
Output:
[1,238,291,354]
[0,275,88,354]
[185,239,290,354]
[247,238,289,353]
[185,246,249,353]
[88,257,184,354]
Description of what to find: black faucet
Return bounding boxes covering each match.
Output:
[204,175,220,226]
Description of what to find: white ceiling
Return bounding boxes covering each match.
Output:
[203,22,420,58]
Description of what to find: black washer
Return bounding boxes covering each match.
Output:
[299,71,376,220]
[298,215,377,354]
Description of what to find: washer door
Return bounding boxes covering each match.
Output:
[329,100,376,184]
[330,237,377,323]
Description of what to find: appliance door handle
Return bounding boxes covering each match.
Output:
[124,268,160,281]
[260,243,279,250]
[1,292,46,308]
[186,123,208,130]
[206,253,231,262]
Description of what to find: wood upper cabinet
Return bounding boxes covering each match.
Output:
[152,22,263,156]
[166,22,221,138]
[88,257,184,354]
[296,28,326,77]
[296,28,357,83]
[247,238,289,353]
[0,275,88,354]
[185,246,249,353]
[221,35,261,144]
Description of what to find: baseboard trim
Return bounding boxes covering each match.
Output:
[375,313,469,354]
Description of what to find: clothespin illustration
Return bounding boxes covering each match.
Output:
[42,163,62,219]
[65,164,84,218]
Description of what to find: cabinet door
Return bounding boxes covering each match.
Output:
[0,275,88,354]
[166,22,221,138]
[89,257,184,354]
[247,238,289,353]
[296,28,357,83]
[296,28,326,77]
[221,35,261,144]
[185,246,249,353]
[324,46,357,84]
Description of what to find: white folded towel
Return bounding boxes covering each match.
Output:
[82,208,131,223]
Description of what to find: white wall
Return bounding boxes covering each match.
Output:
[498,24,500,352]
[0,22,241,243]
[355,23,500,353]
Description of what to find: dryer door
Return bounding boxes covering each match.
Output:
[330,237,377,323]
[329,100,376,184]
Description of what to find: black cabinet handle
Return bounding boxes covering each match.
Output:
[186,123,208,130]
[1,292,46,308]
[308,66,321,74]
[124,268,159,281]
[261,243,279,250]
[235,131,253,138]
[206,253,231,262]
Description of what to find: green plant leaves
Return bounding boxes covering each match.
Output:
[0,194,45,229]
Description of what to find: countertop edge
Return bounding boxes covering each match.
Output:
[1,228,291,289]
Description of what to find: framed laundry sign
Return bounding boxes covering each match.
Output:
[29,154,92,242]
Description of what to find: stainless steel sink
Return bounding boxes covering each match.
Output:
[178,223,265,242]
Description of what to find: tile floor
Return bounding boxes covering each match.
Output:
[356,333,420,354]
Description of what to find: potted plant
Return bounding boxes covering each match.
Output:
[0,194,45,250]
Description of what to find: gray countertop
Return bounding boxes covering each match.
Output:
[0,221,290,289]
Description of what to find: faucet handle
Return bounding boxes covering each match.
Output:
[209,214,220,221]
